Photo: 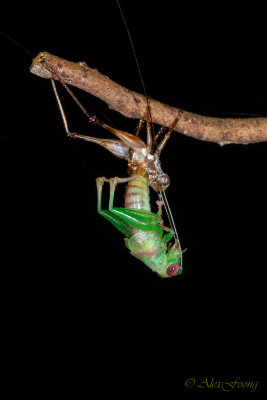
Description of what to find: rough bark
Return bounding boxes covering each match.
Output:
[30,52,267,145]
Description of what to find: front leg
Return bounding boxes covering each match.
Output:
[156,200,173,233]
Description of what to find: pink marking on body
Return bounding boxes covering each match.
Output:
[127,185,145,190]
[126,192,144,198]
[125,201,143,208]
[132,248,160,258]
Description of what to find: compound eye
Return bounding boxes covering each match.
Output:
[159,174,170,190]
[167,264,180,276]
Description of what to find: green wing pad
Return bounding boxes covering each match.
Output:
[112,207,161,232]
[99,210,132,237]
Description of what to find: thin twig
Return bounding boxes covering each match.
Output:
[30,52,267,145]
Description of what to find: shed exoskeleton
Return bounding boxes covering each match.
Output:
[48,64,183,278]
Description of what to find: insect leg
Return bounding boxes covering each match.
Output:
[111,206,163,235]
[96,176,163,237]
[96,177,162,234]
[51,79,132,159]
[155,199,175,241]
[145,99,152,150]
[96,177,132,237]
[50,73,146,152]
[162,231,175,243]
[154,110,183,156]
[134,118,145,137]
[153,126,167,143]
[96,176,162,237]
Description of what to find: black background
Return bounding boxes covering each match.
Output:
[1,1,266,398]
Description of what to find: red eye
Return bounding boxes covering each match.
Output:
[167,264,180,276]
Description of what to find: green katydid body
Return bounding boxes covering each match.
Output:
[124,176,182,277]
[96,174,182,278]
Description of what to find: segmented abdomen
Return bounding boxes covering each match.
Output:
[124,175,170,275]
[124,175,151,212]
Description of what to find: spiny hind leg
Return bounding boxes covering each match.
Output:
[51,79,144,158]
[134,118,145,137]
[96,175,133,211]
[133,99,152,145]
[96,176,134,237]
[145,98,152,150]
[110,185,162,234]
[97,175,149,215]
[96,177,162,234]
[155,110,183,155]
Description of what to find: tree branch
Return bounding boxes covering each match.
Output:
[30,52,267,145]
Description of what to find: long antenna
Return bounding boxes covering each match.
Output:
[160,190,183,269]
[115,1,183,262]
[115,1,156,136]
[115,1,148,98]
[0,30,34,57]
